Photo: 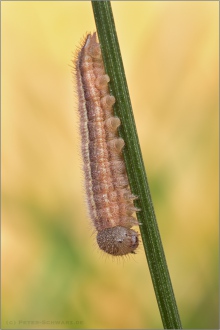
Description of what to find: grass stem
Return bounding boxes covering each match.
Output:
[92,1,182,328]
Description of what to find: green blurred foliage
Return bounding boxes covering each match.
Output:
[2,1,218,329]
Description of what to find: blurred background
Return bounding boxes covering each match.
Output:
[2,1,218,329]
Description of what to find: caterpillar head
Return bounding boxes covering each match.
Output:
[96,226,139,256]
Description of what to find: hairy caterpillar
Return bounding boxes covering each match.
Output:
[74,33,139,256]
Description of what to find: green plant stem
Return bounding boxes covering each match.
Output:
[92,1,182,329]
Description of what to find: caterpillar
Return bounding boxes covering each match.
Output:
[74,32,139,256]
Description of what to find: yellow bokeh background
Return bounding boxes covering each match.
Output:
[2,1,218,329]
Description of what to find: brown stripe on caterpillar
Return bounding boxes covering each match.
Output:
[74,32,139,256]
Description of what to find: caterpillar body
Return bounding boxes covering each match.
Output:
[74,33,139,256]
